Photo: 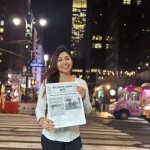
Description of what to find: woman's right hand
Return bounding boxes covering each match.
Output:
[39,118,55,129]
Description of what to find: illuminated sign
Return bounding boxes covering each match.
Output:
[30,63,44,67]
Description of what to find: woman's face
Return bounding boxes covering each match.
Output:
[57,51,73,75]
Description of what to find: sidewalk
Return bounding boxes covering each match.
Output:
[89,108,114,118]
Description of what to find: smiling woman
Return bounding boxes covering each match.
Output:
[35,45,92,150]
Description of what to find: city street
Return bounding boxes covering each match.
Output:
[1,1,150,149]
[0,110,150,150]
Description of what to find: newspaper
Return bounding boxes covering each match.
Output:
[45,82,86,128]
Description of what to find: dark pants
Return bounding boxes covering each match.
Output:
[41,134,83,150]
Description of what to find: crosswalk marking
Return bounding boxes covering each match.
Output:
[0,113,145,150]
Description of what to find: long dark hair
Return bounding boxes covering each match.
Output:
[44,45,72,83]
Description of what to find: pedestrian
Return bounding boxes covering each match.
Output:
[21,93,25,102]
[94,99,100,112]
[35,45,92,150]
[5,92,12,101]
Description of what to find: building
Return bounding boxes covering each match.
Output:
[104,0,150,85]
[70,0,150,87]
[0,0,29,85]
[70,0,87,79]
[0,0,44,99]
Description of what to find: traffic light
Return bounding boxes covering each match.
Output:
[31,79,37,85]
[0,52,2,63]
[0,25,4,41]
[25,23,32,41]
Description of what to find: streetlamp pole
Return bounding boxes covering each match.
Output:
[13,15,47,98]
[24,12,34,98]
[13,14,33,98]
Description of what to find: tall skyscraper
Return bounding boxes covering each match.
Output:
[104,0,150,84]
[87,0,106,82]
[70,0,88,79]
[74,0,150,85]
[71,0,87,59]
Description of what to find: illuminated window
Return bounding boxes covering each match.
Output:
[123,0,131,5]
[105,36,113,42]
[105,44,109,49]
[0,20,4,26]
[92,35,102,41]
[0,52,2,63]
[92,43,102,49]
[137,0,142,5]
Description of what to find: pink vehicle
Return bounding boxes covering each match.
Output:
[140,83,150,122]
[109,85,141,120]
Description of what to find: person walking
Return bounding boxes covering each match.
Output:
[35,45,92,150]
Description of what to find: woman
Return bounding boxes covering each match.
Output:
[35,45,92,150]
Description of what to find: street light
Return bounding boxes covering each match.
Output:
[44,54,49,69]
[13,17,47,26]
[12,18,21,26]
[39,19,47,26]
[12,15,47,98]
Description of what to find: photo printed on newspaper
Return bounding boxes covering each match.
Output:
[45,82,86,128]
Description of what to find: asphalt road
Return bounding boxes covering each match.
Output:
[0,111,150,150]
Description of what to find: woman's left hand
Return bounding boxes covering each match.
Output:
[77,86,86,101]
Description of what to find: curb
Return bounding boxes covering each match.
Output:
[89,109,114,119]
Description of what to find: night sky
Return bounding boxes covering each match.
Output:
[31,0,72,55]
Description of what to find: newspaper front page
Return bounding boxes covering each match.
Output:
[45,82,86,128]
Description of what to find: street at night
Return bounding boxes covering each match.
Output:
[0,1,150,150]
[0,110,150,150]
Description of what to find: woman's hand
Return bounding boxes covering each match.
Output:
[39,118,55,129]
[77,86,86,101]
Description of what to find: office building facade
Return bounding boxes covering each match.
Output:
[70,0,150,86]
